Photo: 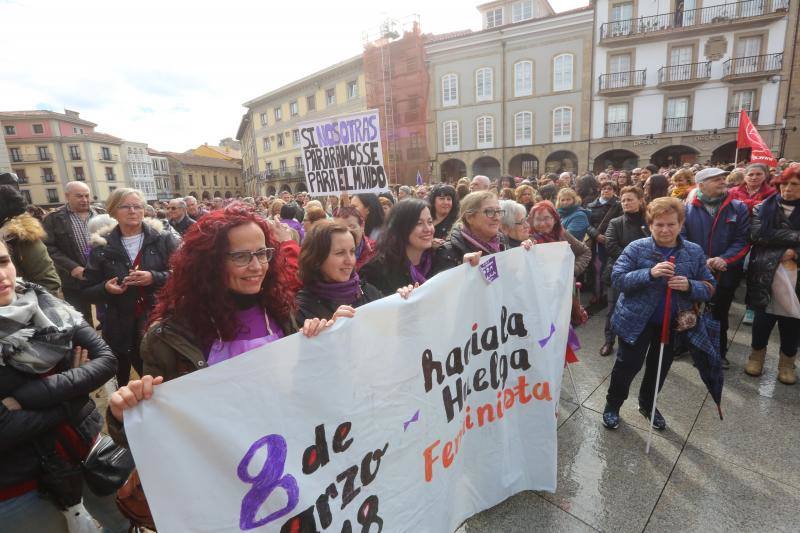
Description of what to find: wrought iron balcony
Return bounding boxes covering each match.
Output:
[722,53,783,80]
[658,62,711,86]
[8,152,49,163]
[99,152,118,161]
[42,174,56,183]
[598,70,647,94]
[727,110,759,128]
[605,122,632,137]
[664,116,693,133]
[600,0,789,43]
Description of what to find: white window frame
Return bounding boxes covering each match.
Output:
[514,61,533,97]
[443,120,460,152]
[289,101,299,116]
[486,7,504,28]
[32,123,44,134]
[4,125,15,135]
[442,74,459,107]
[263,137,271,151]
[273,107,282,121]
[326,88,336,106]
[347,80,359,99]
[514,111,533,146]
[476,115,494,149]
[475,67,493,102]
[553,53,574,92]
[512,0,533,22]
[552,106,573,143]
[259,112,267,126]
[292,129,300,146]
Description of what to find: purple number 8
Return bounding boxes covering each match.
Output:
[238,434,300,530]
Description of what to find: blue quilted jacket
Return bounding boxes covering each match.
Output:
[611,236,716,345]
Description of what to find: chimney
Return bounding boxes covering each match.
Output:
[64,109,80,118]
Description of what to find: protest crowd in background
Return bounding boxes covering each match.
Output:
[1,154,800,531]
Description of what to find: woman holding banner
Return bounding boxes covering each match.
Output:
[295,221,381,322]
[360,199,437,297]
[602,197,715,430]
[433,191,511,271]
[107,204,333,436]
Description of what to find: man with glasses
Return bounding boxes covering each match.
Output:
[42,181,100,321]
[167,198,195,236]
[469,175,491,192]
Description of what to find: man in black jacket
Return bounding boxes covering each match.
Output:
[42,181,101,322]
[167,198,195,236]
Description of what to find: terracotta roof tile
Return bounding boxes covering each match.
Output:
[163,151,242,169]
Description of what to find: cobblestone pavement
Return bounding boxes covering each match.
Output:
[460,292,800,533]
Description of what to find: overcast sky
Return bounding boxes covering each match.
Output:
[1,0,588,152]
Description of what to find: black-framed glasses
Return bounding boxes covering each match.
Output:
[482,208,505,218]
[227,247,275,267]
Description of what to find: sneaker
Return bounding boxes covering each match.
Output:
[743,309,754,325]
[721,357,731,369]
[638,406,666,430]
[602,406,620,429]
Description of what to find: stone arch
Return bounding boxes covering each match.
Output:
[650,145,699,167]
[545,150,578,174]
[280,183,293,193]
[508,154,539,178]
[225,191,233,199]
[295,182,308,193]
[266,186,277,196]
[213,191,222,198]
[593,149,639,173]
[711,141,748,164]
[201,191,211,200]
[471,156,501,179]
[440,158,467,181]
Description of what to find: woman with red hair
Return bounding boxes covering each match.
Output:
[107,203,331,434]
[529,200,591,277]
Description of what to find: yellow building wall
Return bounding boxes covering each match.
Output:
[10,140,63,205]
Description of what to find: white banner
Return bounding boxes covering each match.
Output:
[125,244,574,532]
[298,109,389,196]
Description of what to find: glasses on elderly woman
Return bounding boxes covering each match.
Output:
[227,247,275,267]
[482,208,505,218]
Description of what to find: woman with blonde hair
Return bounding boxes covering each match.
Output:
[515,184,536,215]
[556,187,590,241]
[83,188,178,386]
[670,168,695,200]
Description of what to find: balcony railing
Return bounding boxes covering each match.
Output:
[722,53,783,78]
[265,165,305,179]
[99,152,118,161]
[598,69,647,92]
[42,174,56,183]
[664,116,693,133]
[8,153,50,163]
[600,0,789,41]
[17,175,28,184]
[70,154,82,161]
[658,61,711,85]
[727,110,759,128]
[605,122,632,137]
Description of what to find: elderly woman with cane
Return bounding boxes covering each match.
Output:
[602,197,715,430]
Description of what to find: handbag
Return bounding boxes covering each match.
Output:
[116,469,156,531]
[82,434,135,496]
[33,439,84,509]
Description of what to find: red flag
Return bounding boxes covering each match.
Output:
[737,110,777,167]
[564,346,579,366]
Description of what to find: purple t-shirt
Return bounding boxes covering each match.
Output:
[207,306,284,366]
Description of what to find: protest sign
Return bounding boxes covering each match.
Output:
[124,243,574,532]
[299,109,389,196]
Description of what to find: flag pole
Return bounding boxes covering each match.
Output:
[646,256,675,455]
[566,361,581,412]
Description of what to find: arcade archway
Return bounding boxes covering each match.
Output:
[593,149,639,173]
[508,154,539,178]
[471,156,501,179]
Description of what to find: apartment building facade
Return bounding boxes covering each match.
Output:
[1,109,125,206]
[240,56,367,196]
[590,0,795,171]
[0,134,9,174]
[164,152,242,200]
[426,1,594,181]
[121,141,157,201]
[148,149,173,200]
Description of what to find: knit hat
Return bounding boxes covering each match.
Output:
[695,167,728,184]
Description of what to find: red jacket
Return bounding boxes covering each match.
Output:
[278,240,302,295]
[355,236,377,272]
[728,182,776,214]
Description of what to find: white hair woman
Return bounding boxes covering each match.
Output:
[498,199,530,247]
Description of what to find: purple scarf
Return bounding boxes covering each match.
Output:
[460,227,502,255]
[309,272,363,306]
[409,249,433,285]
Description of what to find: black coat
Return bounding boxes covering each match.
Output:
[42,206,102,291]
[169,215,195,236]
[294,281,382,322]
[359,256,421,297]
[586,197,621,240]
[432,228,509,273]
[603,212,650,284]
[0,287,117,489]
[434,219,454,240]
[746,196,800,310]
[83,221,178,356]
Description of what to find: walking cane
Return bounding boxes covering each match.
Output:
[646,256,675,454]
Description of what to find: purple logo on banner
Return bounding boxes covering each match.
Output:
[479,257,499,283]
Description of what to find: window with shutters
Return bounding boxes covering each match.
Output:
[476,116,494,149]
[514,61,533,97]
[514,112,533,146]
[475,68,493,102]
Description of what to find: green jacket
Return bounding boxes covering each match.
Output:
[1,214,61,294]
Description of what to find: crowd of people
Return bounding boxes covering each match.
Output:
[1,157,799,531]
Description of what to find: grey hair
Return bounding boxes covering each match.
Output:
[499,200,526,229]
[169,199,187,209]
[183,196,197,205]
[745,163,769,176]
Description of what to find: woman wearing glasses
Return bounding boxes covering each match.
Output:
[529,200,591,278]
[107,204,332,438]
[83,188,178,386]
[498,200,531,248]
[433,191,512,271]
